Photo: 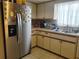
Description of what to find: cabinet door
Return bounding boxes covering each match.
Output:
[37,35,44,48]
[37,4,45,19]
[27,3,36,19]
[77,40,79,59]
[61,41,76,59]
[32,35,37,48]
[45,2,54,19]
[43,37,50,50]
[50,38,61,54]
[32,3,36,19]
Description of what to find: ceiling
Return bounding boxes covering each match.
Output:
[27,0,53,3]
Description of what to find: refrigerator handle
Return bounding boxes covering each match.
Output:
[16,13,22,44]
[16,13,19,43]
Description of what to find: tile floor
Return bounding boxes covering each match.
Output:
[22,48,64,59]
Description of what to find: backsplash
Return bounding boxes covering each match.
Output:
[32,19,79,33]
[32,20,45,28]
[32,19,57,28]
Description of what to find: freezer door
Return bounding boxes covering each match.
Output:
[3,1,19,59]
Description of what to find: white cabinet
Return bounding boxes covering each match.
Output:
[31,3,36,19]
[77,40,79,59]
[27,3,36,19]
[37,2,54,19]
[37,4,45,19]
[45,2,54,19]
[32,35,37,48]
[37,35,44,47]
[32,30,77,59]
[61,41,76,59]
[50,38,61,54]
[43,37,50,50]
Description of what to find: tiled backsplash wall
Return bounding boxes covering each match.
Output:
[32,19,79,33]
[32,19,57,29]
[32,20,45,28]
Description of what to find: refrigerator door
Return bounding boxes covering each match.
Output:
[21,5,31,57]
[16,4,31,58]
[3,1,19,59]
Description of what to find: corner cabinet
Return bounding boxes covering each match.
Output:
[31,35,37,48]
[61,41,76,59]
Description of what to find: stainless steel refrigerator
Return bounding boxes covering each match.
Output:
[16,4,32,58]
[2,1,31,59]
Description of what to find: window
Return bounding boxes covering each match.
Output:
[54,1,79,27]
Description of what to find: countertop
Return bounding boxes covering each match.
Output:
[32,28,79,37]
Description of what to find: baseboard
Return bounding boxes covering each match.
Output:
[20,46,68,59]
[19,51,31,59]
[37,46,68,59]
[31,46,37,49]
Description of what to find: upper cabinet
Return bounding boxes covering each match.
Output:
[37,4,45,19]
[31,3,37,19]
[27,3,37,19]
[37,2,54,19]
[45,2,54,19]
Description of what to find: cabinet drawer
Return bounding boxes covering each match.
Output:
[32,31,40,34]
[38,31,48,35]
[48,33,77,43]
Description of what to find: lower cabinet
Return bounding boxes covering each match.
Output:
[61,41,76,59]
[37,35,44,48]
[32,35,37,48]
[43,37,50,50]
[50,38,61,54]
[32,32,77,59]
[76,40,79,59]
